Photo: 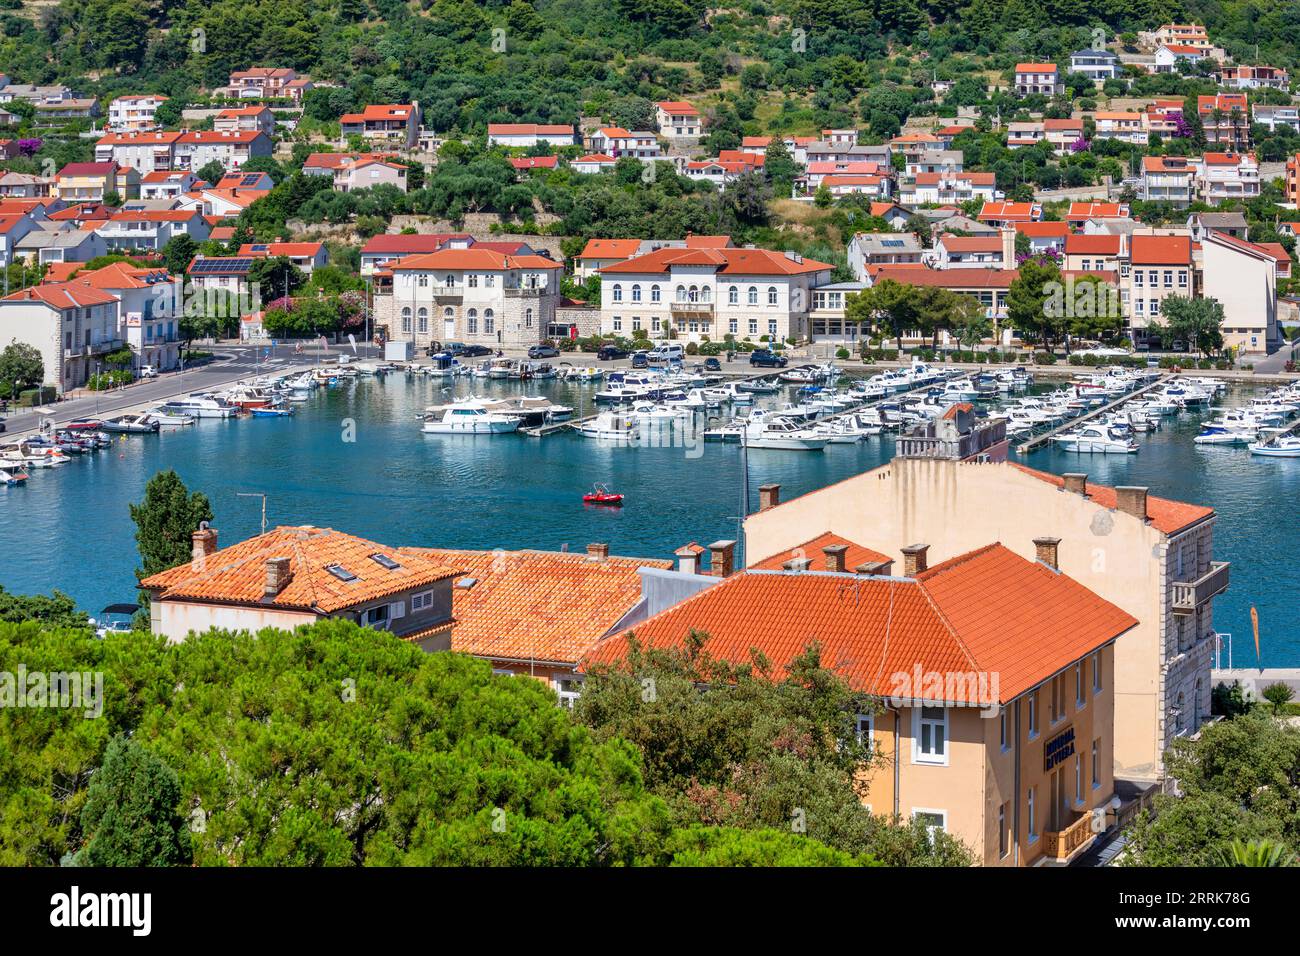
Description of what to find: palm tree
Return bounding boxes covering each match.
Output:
[1215,839,1294,867]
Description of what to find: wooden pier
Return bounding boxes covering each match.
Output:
[1015,374,1171,454]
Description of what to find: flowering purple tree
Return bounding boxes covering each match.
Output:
[1070,137,1091,153]
[1171,111,1192,139]
[17,138,42,157]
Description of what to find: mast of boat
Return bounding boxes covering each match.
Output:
[237,492,268,535]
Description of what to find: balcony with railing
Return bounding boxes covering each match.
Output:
[669,299,715,317]
[504,284,546,297]
[432,285,465,302]
[1042,811,1095,863]
[896,417,1008,461]
[1172,561,1230,615]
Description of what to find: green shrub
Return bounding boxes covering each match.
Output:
[1033,351,1056,365]
[835,348,850,360]
[18,386,56,406]
[685,341,700,356]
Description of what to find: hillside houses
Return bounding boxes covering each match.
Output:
[654,101,702,138]
[340,103,421,150]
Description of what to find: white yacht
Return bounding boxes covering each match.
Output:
[158,396,237,418]
[1249,433,1300,457]
[421,405,520,434]
[1052,423,1138,454]
[743,413,828,451]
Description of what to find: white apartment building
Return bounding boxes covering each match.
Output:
[908,171,999,206]
[599,246,833,344]
[1202,231,1279,355]
[1197,152,1259,204]
[214,106,276,138]
[1252,104,1300,134]
[587,127,660,160]
[96,209,211,252]
[1092,112,1149,145]
[0,282,121,392]
[174,131,273,172]
[94,131,183,175]
[655,101,702,138]
[1123,234,1194,343]
[1070,49,1123,83]
[486,123,575,148]
[372,247,562,349]
[1014,63,1062,96]
[107,95,168,132]
[1140,156,1198,206]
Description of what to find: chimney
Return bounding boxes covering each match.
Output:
[264,557,292,597]
[823,544,849,573]
[783,557,812,571]
[1000,225,1017,269]
[1033,536,1061,570]
[709,539,737,577]
[1063,473,1088,496]
[674,544,699,575]
[1115,486,1149,522]
[901,543,929,576]
[857,559,894,576]
[191,522,217,562]
[758,483,781,511]
[587,542,609,562]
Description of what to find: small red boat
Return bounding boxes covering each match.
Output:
[583,483,624,506]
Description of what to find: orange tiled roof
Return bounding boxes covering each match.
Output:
[1130,234,1191,265]
[398,547,671,665]
[583,544,1136,703]
[577,238,641,260]
[1015,221,1070,238]
[749,532,891,572]
[391,248,560,272]
[600,246,832,276]
[3,282,118,308]
[1010,464,1212,535]
[1065,234,1121,255]
[141,526,462,613]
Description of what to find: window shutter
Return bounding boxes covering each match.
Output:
[390,601,405,620]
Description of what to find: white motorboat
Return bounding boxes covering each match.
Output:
[421,405,520,434]
[147,406,196,426]
[812,418,873,443]
[1194,424,1252,446]
[158,396,236,418]
[1052,423,1138,454]
[1249,434,1300,457]
[743,413,828,451]
[941,378,979,402]
[576,410,637,441]
[0,462,29,485]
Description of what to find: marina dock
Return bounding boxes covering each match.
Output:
[1015,374,1172,454]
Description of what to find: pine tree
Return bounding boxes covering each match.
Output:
[129,470,214,583]
[78,737,192,867]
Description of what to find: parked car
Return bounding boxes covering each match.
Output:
[597,345,628,361]
[749,349,788,368]
[630,351,649,369]
[459,345,493,357]
[138,365,158,378]
[433,341,467,356]
[702,357,722,372]
[528,344,560,359]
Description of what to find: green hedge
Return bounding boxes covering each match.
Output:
[18,386,56,406]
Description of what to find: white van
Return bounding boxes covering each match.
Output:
[646,343,685,366]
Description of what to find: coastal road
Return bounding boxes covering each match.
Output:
[0,340,380,439]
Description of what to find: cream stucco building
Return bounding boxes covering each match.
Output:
[743,434,1227,783]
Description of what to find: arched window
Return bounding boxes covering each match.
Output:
[728,285,738,305]
[525,307,534,328]
[612,284,623,302]
[631,284,641,302]
[675,285,687,302]
[650,284,661,303]
[484,309,495,334]
[747,286,758,305]
[444,275,456,288]
[417,307,428,333]
[768,286,778,306]
[443,307,454,317]
[400,306,412,333]
[701,286,711,303]
[467,308,478,334]
[688,285,699,303]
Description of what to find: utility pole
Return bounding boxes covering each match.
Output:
[236,492,268,535]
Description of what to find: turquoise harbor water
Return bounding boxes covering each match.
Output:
[0,372,1293,666]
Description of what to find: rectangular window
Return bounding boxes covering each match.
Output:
[1092,738,1100,788]
[555,677,582,710]
[914,706,947,764]
[748,320,758,335]
[1027,691,1038,738]
[1092,652,1102,694]
[1163,270,1173,288]
[999,709,1008,751]
[998,803,1009,858]
[1075,753,1083,805]
[612,316,622,332]
[768,319,778,337]
[1178,270,1188,287]
[1134,270,1144,286]
[855,713,873,750]
[913,809,946,838]
[410,590,434,612]
[362,604,389,627]
[1028,787,1037,841]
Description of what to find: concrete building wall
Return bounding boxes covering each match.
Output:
[743,457,1216,781]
